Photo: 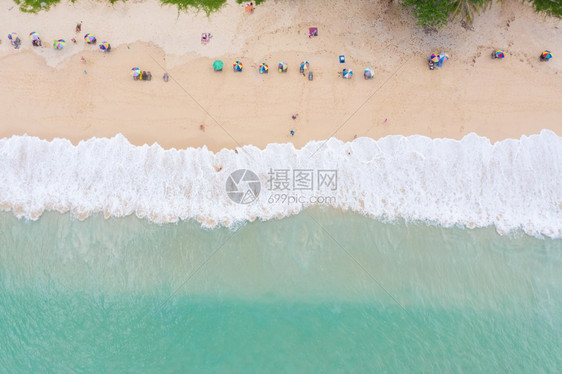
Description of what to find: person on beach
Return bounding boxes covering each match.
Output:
[76,22,82,33]
[12,37,21,49]
[290,130,295,136]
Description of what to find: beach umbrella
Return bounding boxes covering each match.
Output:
[8,33,18,41]
[429,53,439,63]
[259,63,269,74]
[213,60,224,71]
[494,49,505,59]
[439,52,450,61]
[84,33,96,44]
[300,61,310,71]
[233,61,243,72]
[364,67,374,79]
[131,67,140,77]
[29,32,40,41]
[343,68,353,79]
[278,62,287,72]
[53,39,66,50]
[99,41,110,51]
[542,50,552,60]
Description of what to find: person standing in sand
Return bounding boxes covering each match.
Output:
[76,22,82,33]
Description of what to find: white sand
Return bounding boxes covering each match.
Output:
[1,0,561,150]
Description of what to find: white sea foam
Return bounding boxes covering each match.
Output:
[0,131,561,238]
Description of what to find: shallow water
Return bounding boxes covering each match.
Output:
[1,209,561,372]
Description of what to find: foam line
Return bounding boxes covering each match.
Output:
[0,131,560,237]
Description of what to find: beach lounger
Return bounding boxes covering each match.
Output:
[142,71,147,80]
[308,71,313,81]
[147,71,152,81]
[163,73,169,82]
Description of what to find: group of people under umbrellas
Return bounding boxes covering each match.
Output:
[6,22,111,53]
[428,49,553,69]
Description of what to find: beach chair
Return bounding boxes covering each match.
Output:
[163,73,169,82]
[308,71,313,81]
[141,71,147,81]
[146,72,152,81]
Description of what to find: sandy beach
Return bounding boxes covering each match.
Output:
[1,0,561,151]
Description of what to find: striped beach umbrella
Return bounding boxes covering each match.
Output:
[99,41,110,51]
[84,33,96,44]
[259,63,269,74]
[29,32,40,41]
[213,60,224,71]
[343,68,353,79]
[233,61,243,72]
[131,67,140,77]
[300,61,309,71]
[8,32,18,41]
[439,52,450,61]
[494,49,505,59]
[542,50,552,60]
[429,53,439,63]
[364,67,374,79]
[278,62,287,72]
[53,39,66,50]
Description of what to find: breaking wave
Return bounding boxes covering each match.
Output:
[0,131,560,237]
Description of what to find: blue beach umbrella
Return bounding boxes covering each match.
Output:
[364,67,374,79]
[213,60,224,71]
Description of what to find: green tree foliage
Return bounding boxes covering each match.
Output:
[450,0,492,24]
[528,0,562,17]
[402,0,493,29]
[402,0,451,29]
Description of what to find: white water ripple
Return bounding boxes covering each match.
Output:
[0,131,560,237]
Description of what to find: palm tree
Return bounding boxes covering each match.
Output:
[449,0,493,24]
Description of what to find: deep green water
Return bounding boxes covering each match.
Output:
[1,209,561,372]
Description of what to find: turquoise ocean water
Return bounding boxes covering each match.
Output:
[1,209,561,372]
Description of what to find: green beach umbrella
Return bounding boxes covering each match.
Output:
[213,60,224,71]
